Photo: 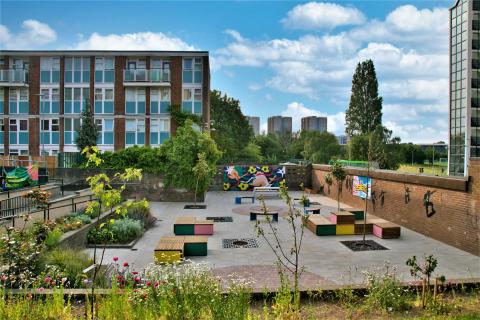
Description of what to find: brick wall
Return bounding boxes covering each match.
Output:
[170,56,182,135]
[312,160,480,256]
[202,56,210,131]
[28,57,40,156]
[114,56,126,150]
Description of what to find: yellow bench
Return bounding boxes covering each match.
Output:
[154,237,184,264]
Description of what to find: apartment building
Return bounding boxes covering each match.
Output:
[267,116,292,136]
[449,0,480,176]
[245,116,260,136]
[0,50,210,156]
[301,116,327,132]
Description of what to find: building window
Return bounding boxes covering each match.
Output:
[9,88,29,114]
[9,119,28,145]
[94,57,114,83]
[40,57,60,83]
[95,118,114,145]
[65,57,90,83]
[65,87,89,114]
[150,59,170,82]
[94,88,114,114]
[40,119,59,145]
[182,58,202,84]
[182,88,202,114]
[40,88,60,114]
[0,88,3,114]
[64,118,81,145]
[150,118,170,145]
[150,88,170,114]
[125,119,145,145]
[125,88,145,114]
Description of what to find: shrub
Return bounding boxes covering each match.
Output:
[364,264,409,312]
[87,227,114,244]
[44,228,63,250]
[99,146,165,174]
[85,201,101,218]
[111,218,144,243]
[126,201,155,229]
[75,214,92,225]
[43,248,92,288]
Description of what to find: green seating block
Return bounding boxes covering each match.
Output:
[316,224,336,236]
[184,242,208,256]
[349,210,365,220]
[174,224,194,235]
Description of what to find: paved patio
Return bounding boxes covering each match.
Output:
[84,191,480,291]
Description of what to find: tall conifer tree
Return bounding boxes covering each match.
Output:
[76,99,98,151]
[345,60,383,136]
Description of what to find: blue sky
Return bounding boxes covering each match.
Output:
[0,0,454,143]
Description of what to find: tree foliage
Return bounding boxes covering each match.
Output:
[345,60,383,136]
[210,90,254,163]
[161,120,222,194]
[303,131,341,164]
[76,100,98,151]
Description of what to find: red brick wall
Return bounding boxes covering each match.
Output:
[312,161,480,256]
[3,88,9,155]
[114,56,126,150]
[202,56,210,131]
[170,56,182,136]
[28,57,40,156]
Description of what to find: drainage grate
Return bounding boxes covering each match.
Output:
[206,216,233,222]
[223,238,259,249]
[184,205,207,209]
[340,240,389,252]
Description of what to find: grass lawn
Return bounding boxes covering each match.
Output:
[397,163,448,176]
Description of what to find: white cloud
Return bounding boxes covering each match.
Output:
[248,83,262,91]
[280,102,345,134]
[281,2,366,30]
[74,32,195,51]
[0,19,57,49]
[381,79,449,102]
[384,121,448,143]
[260,122,268,135]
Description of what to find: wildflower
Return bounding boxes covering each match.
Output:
[123,262,129,267]
[154,282,159,287]
[113,257,118,262]
[146,281,151,286]
[44,276,52,284]
[132,271,139,275]
[0,275,7,282]
[134,277,141,282]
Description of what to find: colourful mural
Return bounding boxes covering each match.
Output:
[223,165,286,191]
[2,165,39,191]
[352,175,372,199]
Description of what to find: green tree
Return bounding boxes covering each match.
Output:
[192,152,210,207]
[238,141,263,163]
[331,160,347,213]
[255,134,284,163]
[210,90,253,163]
[345,60,383,136]
[303,131,341,164]
[161,119,221,196]
[76,100,98,151]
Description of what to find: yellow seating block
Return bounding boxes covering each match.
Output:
[154,250,182,264]
[336,224,355,235]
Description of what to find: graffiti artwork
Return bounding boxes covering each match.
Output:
[404,186,411,204]
[380,190,386,207]
[352,176,372,199]
[423,190,437,217]
[223,165,286,191]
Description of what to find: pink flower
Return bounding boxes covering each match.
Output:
[132,271,138,275]
[37,287,45,293]
[113,257,118,262]
[0,275,7,282]
[154,282,159,287]
[44,277,52,283]
[146,281,151,286]
[134,277,141,282]
[123,262,129,267]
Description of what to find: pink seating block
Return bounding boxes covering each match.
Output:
[330,214,338,224]
[372,225,382,238]
[194,224,213,235]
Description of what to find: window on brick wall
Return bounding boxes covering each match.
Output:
[64,118,81,145]
[125,119,145,145]
[0,118,4,145]
[65,87,89,114]
[94,88,114,114]
[9,88,29,114]
[182,58,202,84]
[150,118,170,145]
[150,88,170,114]
[40,88,60,114]
[40,118,59,145]
[40,57,60,83]
[9,119,28,145]
[94,57,114,83]
[65,57,90,83]
[0,88,3,114]
[181,88,202,114]
[95,118,114,145]
[125,88,146,114]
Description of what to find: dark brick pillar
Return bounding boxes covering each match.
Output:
[59,56,65,152]
[114,118,125,151]
[145,57,150,146]
[89,56,95,108]
[202,56,210,132]
[170,56,182,136]
[29,57,40,156]
[3,89,9,155]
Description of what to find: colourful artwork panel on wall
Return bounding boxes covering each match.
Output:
[352,175,371,199]
[223,165,286,191]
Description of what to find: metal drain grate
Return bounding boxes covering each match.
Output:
[340,240,389,252]
[206,216,233,222]
[223,238,259,249]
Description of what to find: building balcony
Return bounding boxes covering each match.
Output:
[123,69,170,86]
[0,69,29,86]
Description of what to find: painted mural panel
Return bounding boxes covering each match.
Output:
[223,165,286,191]
[352,175,372,199]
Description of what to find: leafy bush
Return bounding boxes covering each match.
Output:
[87,227,114,244]
[75,214,92,225]
[125,201,155,229]
[364,264,409,312]
[99,146,165,174]
[111,218,144,243]
[43,248,92,288]
[85,201,101,218]
[44,228,63,250]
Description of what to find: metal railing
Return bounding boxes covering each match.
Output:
[123,69,170,82]
[0,69,29,83]
[57,152,85,168]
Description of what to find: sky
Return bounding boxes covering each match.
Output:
[0,0,454,143]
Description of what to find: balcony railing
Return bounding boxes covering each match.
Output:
[0,69,29,83]
[123,69,170,83]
